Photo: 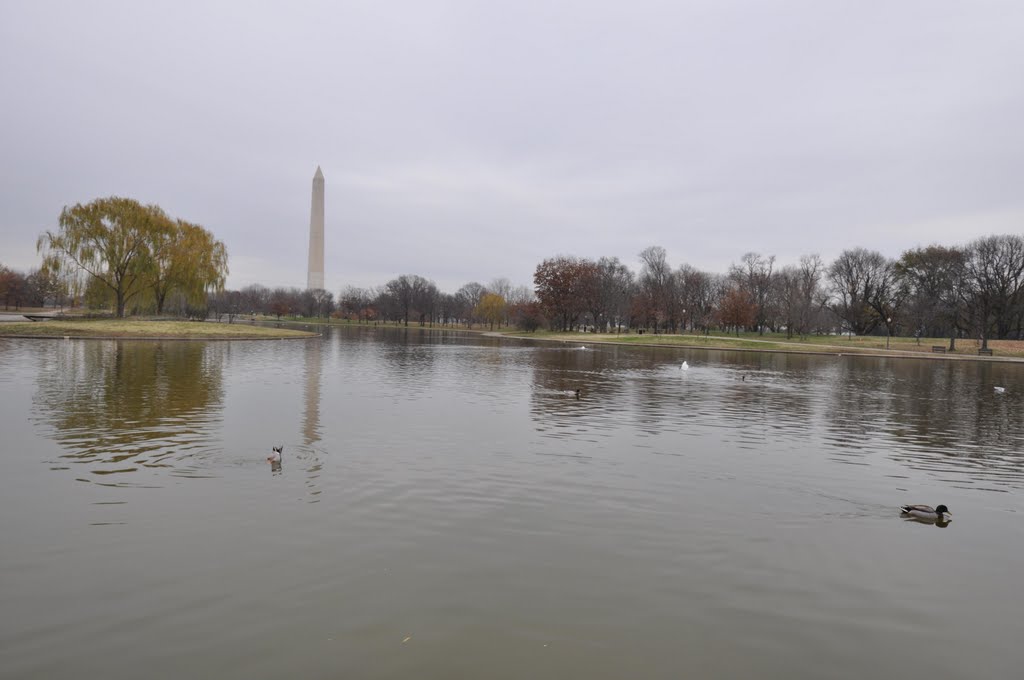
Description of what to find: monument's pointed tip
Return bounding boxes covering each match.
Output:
[314,166,323,179]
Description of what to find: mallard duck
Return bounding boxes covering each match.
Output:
[681,361,689,370]
[900,504,950,521]
[267,445,283,469]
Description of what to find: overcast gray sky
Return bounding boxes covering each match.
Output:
[2,0,1023,293]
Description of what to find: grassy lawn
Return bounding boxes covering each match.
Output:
[0,318,316,339]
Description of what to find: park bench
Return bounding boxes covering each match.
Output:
[978,348,993,356]
[931,346,947,353]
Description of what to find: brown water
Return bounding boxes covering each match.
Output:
[1,326,1023,679]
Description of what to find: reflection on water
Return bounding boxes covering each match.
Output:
[31,340,225,484]
[4,328,1024,680]
[22,328,1024,496]
[821,359,1024,490]
[299,340,324,499]
[525,344,1024,490]
[302,339,321,446]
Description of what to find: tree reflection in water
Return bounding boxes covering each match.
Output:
[526,344,1024,490]
[33,340,225,483]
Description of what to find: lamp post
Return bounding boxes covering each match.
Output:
[886,317,892,349]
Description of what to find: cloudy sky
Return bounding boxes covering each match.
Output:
[2,0,1023,293]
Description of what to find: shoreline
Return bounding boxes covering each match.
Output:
[488,332,1023,362]
[0,334,318,341]
[3,315,1019,361]
[0,317,317,341]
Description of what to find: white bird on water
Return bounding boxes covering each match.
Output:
[681,361,689,370]
[994,386,1006,394]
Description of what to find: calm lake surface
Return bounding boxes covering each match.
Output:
[2,325,1023,679]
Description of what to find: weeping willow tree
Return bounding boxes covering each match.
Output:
[38,196,228,318]
[147,218,229,315]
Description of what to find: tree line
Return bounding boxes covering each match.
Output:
[9,197,1022,350]
[527,237,1024,350]
[194,234,1024,352]
[1,263,68,311]
[204,275,537,332]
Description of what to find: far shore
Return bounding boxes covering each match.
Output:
[485,329,1024,362]
[2,312,1020,360]
[263,316,1024,361]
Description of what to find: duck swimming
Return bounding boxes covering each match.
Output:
[267,445,283,470]
[681,361,689,370]
[900,504,951,521]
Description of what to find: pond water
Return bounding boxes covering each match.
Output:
[1,325,1023,679]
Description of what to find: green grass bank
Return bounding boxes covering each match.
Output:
[0,318,317,339]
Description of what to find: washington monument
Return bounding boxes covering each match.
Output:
[307,166,325,290]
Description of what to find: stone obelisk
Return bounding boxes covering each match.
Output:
[306,166,325,290]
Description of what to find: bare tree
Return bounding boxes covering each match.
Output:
[638,246,678,332]
[896,245,968,349]
[1,265,28,310]
[592,256,634,332]
[338,286,375,321]
[308,288,334,319]
[435,292,459,326]
[415,280,439,325]
[209,289,244,323]
[25,267,66,308]
[776,266,801,339]
[507,285,535,306]
[796,255,827,335]
[269,287,298,320]
[240,284,270,316]
[729,252,776,334]
[487,277,512,300]
[382,274,434,327]
[455,282,487,326]
[962,235,1024,349]
[827,248,902,336]
[776,254,827,338]
[677,267,724,334]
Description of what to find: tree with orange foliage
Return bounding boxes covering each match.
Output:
[533,256,590,331]
[717,287,756,336]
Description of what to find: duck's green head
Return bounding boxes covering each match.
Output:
[935,504,950,515]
